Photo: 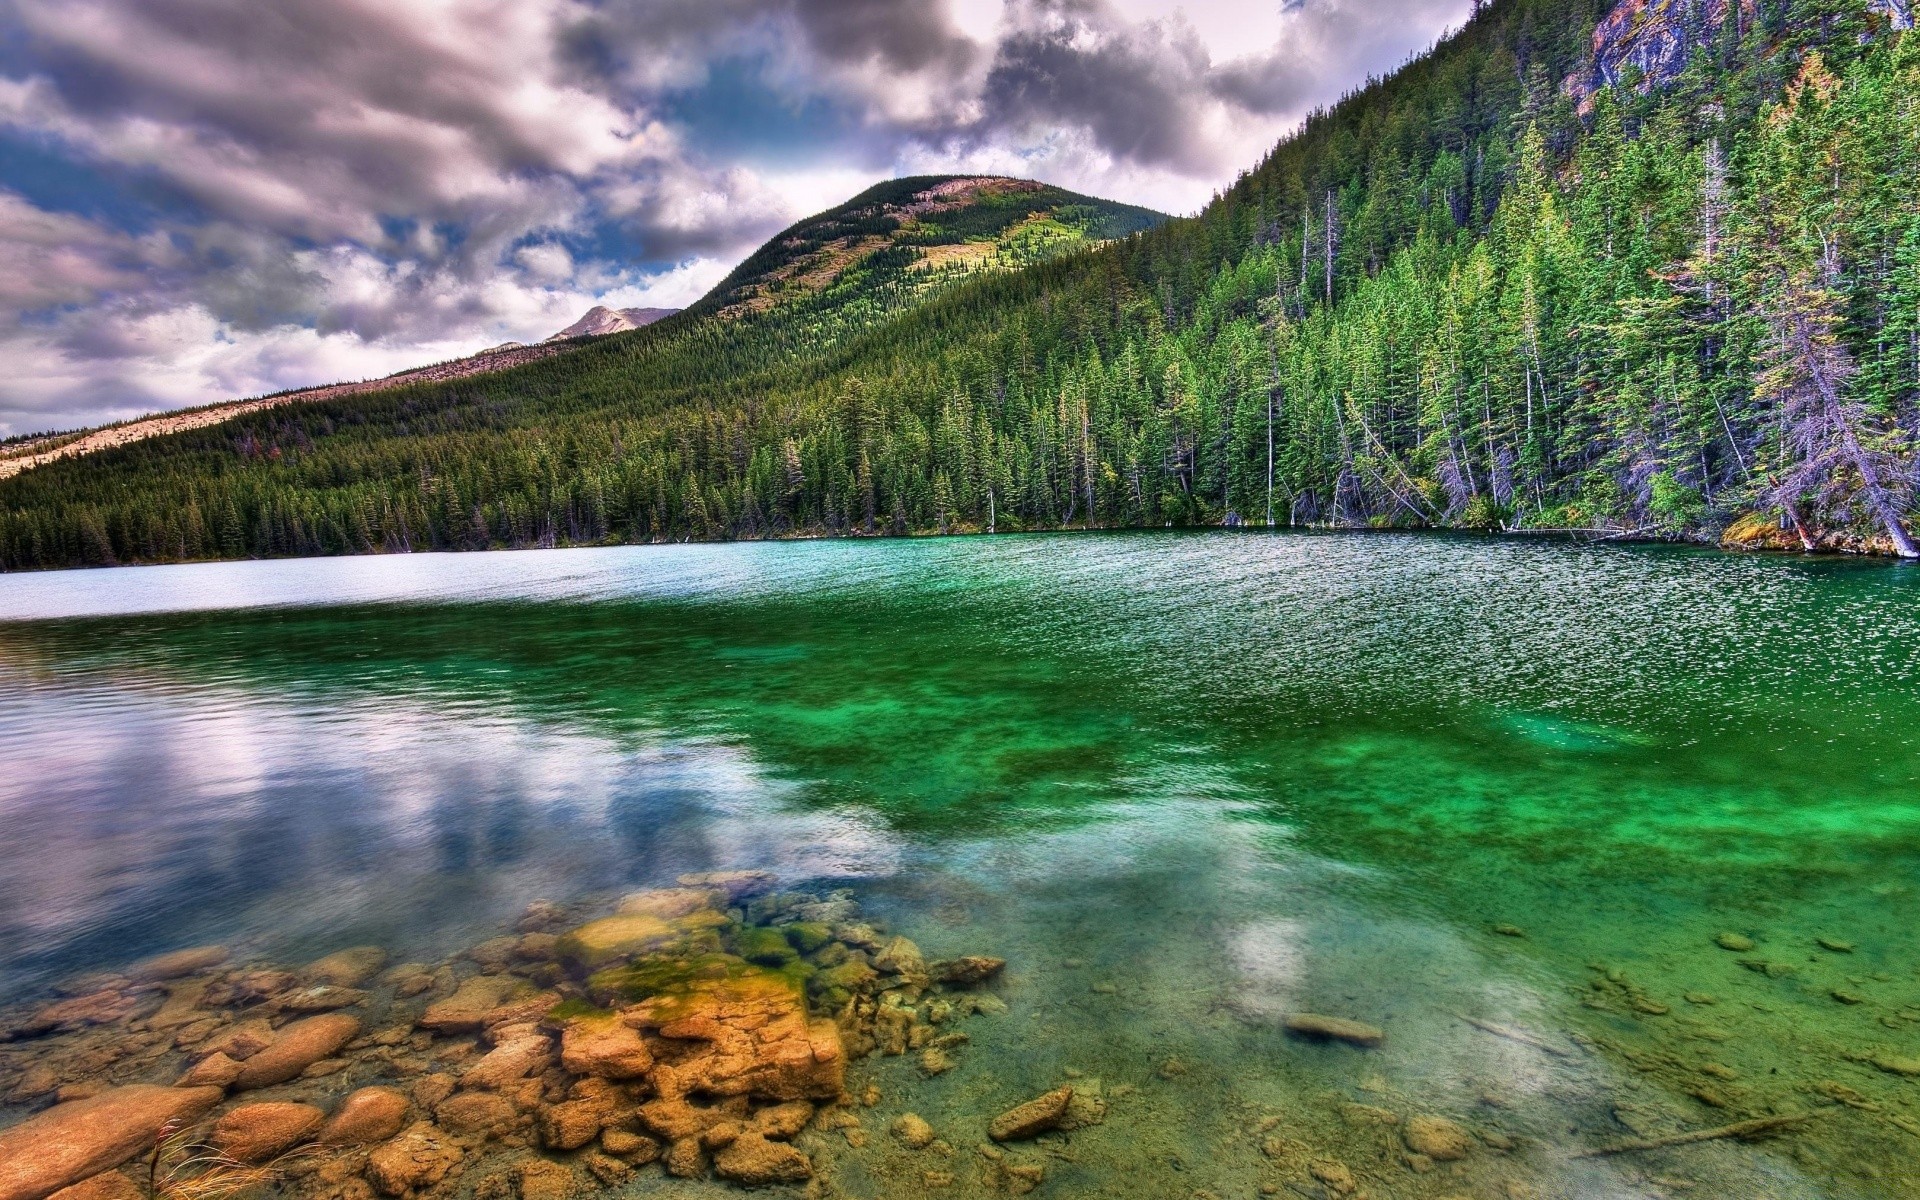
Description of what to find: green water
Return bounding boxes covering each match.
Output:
[2,531,1919,1197]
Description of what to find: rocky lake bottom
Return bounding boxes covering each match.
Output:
[1,533,1918,1200]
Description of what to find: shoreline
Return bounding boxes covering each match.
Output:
[2,518,1914,578]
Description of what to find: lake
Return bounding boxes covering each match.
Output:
[1,532,1916,1199]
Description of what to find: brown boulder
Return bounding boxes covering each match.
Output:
[988,1087,1072,1141]
[713,1132,812,1185]
[209,1102,325,1164]
[176,1052,245,1088]
[630,971,844,1101]
[305,946,388,987]
[434,1091,517,1139]
[318,1087,410,1145]
[559,1014,653,1079]
[751,1101,814,1140]
[514,1160,575,1200]
[46,1173,141,1200]
[537,1100,607,1151]
[365,1123,462,1197]
[460,1031,552,1090]
[554,914,677,971]
[418,975,535,1034]
[1403,1114,1473,1161]
[637,1096,730,1142]
[129,945,229,981]
[931,956,1005,986]
[28,991,139,1033]
[0,1085,223,1200]
[617,888,723,919]
[891,1112,936,1149]
[233,1014,361,1089]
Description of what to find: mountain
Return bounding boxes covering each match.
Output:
[547,306,679,341]
[7,0,1920,568]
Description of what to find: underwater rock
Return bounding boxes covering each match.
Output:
[1714,933,1755,952]
[306,947,389,987]
[662,1137,707,1178]
[749,1101,814,1140]
[517,900,567,933]
[460,1030,552,1089]
[1404,1115,1473,1161]
[209,1101,326,1163]
[233,1014,361,1089]
[128,945,229,982]
[920,1046,956,1076]
[44,1173,140,1200]
[558,1013,653,1079]
[274,984,368,1013]
[631,972,846,1102]
[782,923,833,954]
[514,1160,576,1200]
[892,1113,937,1149]
[27,991,139,1034]
[365,1122,463,1196]
[418,976,534,1033]
[1283,1014,1384,1047]
[732,928,799,967]
[318,1087,411,1145]
[713,1133,812,1185]
[619,888,724,920]
[988,1087,1072,1141]
[678,871,779,902]
[873,937,926,976]
[638,1096,731,1142]
[1309,1159,1358,1196]
[176,1052,244,1088]
[537,1096,611,1150]
[929,956,1003,985]
[600,1129,660,1161]
[435,1090,518,1139]
[0,1084,223,1200]
[555,915,679,971]
[146,978,212,1031]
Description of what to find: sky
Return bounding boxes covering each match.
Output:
[0,0,1470,437]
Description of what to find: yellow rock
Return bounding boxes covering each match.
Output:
[558,914,677,970]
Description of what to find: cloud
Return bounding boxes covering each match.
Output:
[0,0,1471,435]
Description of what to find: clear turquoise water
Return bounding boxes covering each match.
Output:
[2,532,1919,1197]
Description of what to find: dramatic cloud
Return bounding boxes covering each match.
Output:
[0,0,1469,436]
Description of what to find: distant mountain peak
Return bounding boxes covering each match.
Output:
[547,305,678,342]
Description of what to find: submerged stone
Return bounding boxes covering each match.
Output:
[1283,1013,1385,1047]
[713,1132,812,1185]
[232,1013,361,1089]
[365,1122,463,1197]
[1403,1114,1473,1161]
[988,1086,1072,1141]
[128,945,229,981]
[0,1085,223,1200]
[209,1101,325,1164]
[557,914,679,971]
[418,975,535,1033]
[305,946,388,987]
[1715,932,1756,952]
[318,1086,410,1145]
[559,1012,653,1079]
[892,1113,937,1149]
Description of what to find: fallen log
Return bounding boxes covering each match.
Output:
[1571,1112,1816,1159]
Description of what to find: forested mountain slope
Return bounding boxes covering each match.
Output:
[4,0,1919,567]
